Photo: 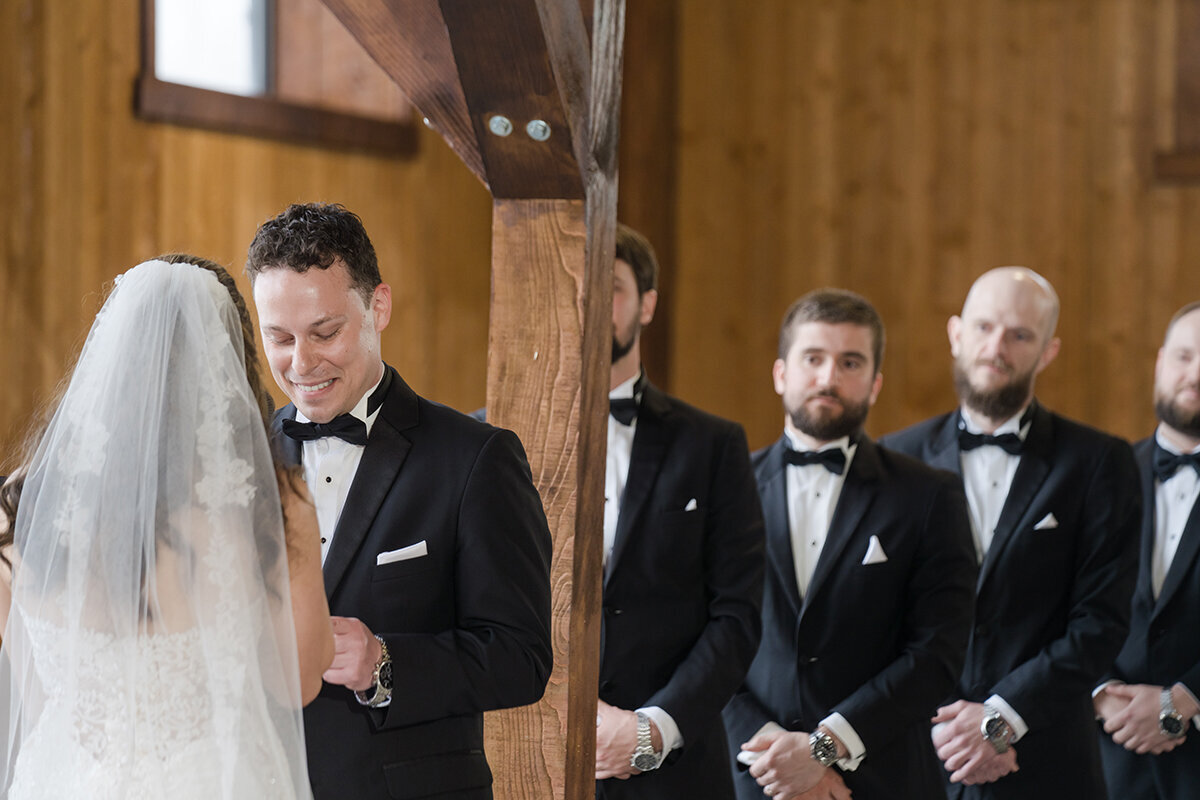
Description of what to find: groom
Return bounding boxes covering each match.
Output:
[247,203,554,799]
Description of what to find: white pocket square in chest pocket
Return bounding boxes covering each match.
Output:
[684,498,698,511]
[861,535,888,565]
[1033,513,1059,531]
[377,540,428,566]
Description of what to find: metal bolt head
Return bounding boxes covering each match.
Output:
[488,115,513,137]
[526,119,551,141]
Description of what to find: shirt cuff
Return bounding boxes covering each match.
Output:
[1093,679,1121,699]
[1175,682,1200,731]
[986,694,1028,742]
[638,706,682,758]
[820,713,865,771]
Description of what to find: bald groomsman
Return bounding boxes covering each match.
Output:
[881,267,1140,800]
[1094,301,1200,799]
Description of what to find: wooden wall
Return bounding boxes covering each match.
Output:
[0,0,494,461]
[4,0,1200,459]
[631,0,1200,450]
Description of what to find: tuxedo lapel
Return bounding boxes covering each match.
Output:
[1155,486,1200,616]
[760,439,802,615]
[802,436,879,615]
[926,414,964,477]
[322,367,418,598]
[979,404,1051,590]
[605,384,671,584]
[1133,441,1158,612]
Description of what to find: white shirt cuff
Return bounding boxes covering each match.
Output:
[638,706,682,758]
[820,712,865,771]
[986,694,1028,742]
[1175,683,1200,731]
[1093,679,1121,698]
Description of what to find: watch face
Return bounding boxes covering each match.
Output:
[811,734,838,766]
[379,661,393,691]
[1162,714,1185,737]
[983,716,1006,738]
[632,752,658,771]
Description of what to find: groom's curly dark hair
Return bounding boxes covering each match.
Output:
[245,202,382,303]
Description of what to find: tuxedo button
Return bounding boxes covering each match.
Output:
[600,680,614,693]
[606,607,623,616]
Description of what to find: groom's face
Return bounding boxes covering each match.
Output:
[254,259,391,423]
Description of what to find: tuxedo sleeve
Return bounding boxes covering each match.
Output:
[645,423,765,753]
[990,437,1140,732]
[378,428,553,727]
[829,473,977,755]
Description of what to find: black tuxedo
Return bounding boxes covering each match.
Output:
[723,436,977,800]
[1097,437,1200,797]
[596,383,764,800]
[274,366,553,800]
[881,404,1140,800]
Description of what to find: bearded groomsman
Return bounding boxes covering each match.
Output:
[725,289,976,800]
[1094,301,1200,799]
[881,267,1140,799]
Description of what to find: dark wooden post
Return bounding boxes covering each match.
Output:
[316,2,623,797]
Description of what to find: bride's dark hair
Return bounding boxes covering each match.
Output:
[0,254,294,566]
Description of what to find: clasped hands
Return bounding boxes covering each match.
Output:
[740,729,851,800]
[931,700,1018,785]
[323,616,382,691]
[1094,683,1194,755]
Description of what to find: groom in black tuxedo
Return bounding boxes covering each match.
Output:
[881,267,1140,799]
[723,289,977,800]
[248,203,553,800]
[593,224,764,799]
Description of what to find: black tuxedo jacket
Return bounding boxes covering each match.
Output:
[274,367,553,800]
[881,405,1140,800]
[1098,437,1200,798]
[596,383,764,800]
[723,435,977,800]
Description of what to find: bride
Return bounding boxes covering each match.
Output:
[0,256,333,798]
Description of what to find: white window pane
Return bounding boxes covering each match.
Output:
[155,0,268,97]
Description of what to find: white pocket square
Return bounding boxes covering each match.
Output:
[377,540,428,565]
[684,498,698,511]
[862,535,888,565]
[1033,513,1059,531]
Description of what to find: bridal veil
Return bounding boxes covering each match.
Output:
[0,260,311,798]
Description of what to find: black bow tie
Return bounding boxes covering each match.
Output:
[609,398,639,426]
[958,429,1024,455]
[282,368,392,446]
[784,447,846,475]
[1153,444,1200,481]
[282,414,368,446]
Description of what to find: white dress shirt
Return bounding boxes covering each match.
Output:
[603,373,682,762]
[958,405,1033,742]
[297,373,385,565]
[1152,428,1200,599]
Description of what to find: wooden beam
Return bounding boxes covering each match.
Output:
[319,0,485,181]
[439,0,584,198]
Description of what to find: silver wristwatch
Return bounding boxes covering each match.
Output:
[980,705,1014,754]
[630,711,662,771]
[810,730,839,767]
[1160,688,1187,739]
[354,634,393,708]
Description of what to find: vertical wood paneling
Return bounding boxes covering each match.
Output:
[667,0,1200,449]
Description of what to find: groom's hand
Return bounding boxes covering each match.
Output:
[324,616,382,691]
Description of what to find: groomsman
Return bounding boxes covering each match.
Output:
[881,267,1140,799]
[724,289,977,800]
[1094,301,1200,799]
[595,224,764,799]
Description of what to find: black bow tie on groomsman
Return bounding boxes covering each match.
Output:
[1153,443,1200,481]
[784,447,846,475]
[956,406,1033,456]
[281,368,392,446]
[608,371,648,426]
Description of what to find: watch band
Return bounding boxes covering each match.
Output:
[630,711,662,771]
[1160,687,1187,739]
[809,730,838,768]
[354,634,392,708]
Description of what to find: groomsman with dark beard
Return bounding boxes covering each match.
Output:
[594,224,764,800]
[1094,302,1200,799]
[724,289,977,800]
[881,268,1141,800]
